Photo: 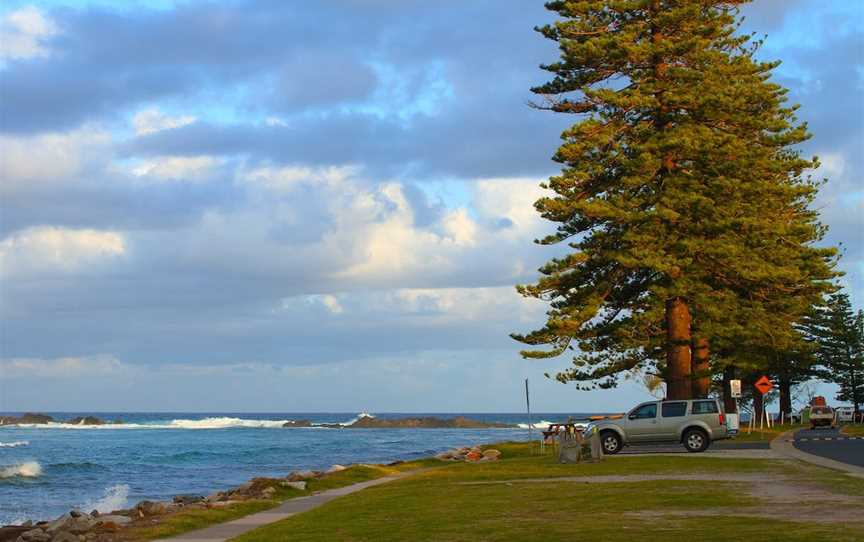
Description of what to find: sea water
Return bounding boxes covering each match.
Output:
[0,412,583,524]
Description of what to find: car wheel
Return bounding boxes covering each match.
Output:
[600,431,622,455]
[683,428,709,453]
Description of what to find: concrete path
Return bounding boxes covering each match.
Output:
[158,475,404,542]
[771,430,864,478]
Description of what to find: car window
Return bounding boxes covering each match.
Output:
[662,402,687,417]
[631,403,657,419]
[691,401,719,414]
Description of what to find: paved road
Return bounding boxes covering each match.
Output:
[793,427,864,467]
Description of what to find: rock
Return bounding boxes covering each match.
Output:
[206,501,239,509]
[281,420,312,428]
[287,470,316,481]
[205,492,228,503]
[386,460,405,466]
[66,416,106,426]
[50,532,78,542]
[95,515,130,526]
[0,525,31,542]
[326,464,347,473]
[0,413,54,426]
[173,495,204,505]
[231,478,281,499]
[19,528,50,542]
[281,481,306,491]
[482,449,501,460]
[135,501,168,517]
[89,510,98,518]
[261,487,276,499]
[465,451,483,462]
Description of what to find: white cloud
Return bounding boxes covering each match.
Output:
[131,156,222,181]
[0,127,110,187]
[1,355,122,379]
[0,226,126,277]
[239,164,357,191]
[132,108,196,136]
[0,7,57,61]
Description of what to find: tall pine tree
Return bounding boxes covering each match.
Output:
[811,293,864,412]
[513,0,837,398]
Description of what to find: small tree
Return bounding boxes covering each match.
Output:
[811,293,864,412]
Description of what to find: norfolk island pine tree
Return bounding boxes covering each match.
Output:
[512,0,838,400]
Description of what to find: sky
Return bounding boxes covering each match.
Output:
[0,0,861,413]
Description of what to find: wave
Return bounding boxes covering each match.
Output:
[0,461,42,479]
[81,484,130,514]
[5,413,378,430]
[0,441,29,448]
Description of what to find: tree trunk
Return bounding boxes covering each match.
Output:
[722,366,737,413]
[778,377,792,420]
[666,297,692,400]
[691,337,710,398]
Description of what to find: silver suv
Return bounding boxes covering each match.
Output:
[592,399,729,454]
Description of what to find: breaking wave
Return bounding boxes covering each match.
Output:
[81,484,130,514]
[0,441,29,448]
[0,461,42,479]
[6,413,377,430]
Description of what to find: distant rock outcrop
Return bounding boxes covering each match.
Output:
[0,413,54,426]
[346,416,513,429]
[67,416,107,425]
[281,420,313,428]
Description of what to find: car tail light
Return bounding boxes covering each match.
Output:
[719,413,726,425]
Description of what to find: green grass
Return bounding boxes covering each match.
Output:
[729,423,806,442]
[129,462,428,540]
[841,424,864,437]
[231,443,864,542]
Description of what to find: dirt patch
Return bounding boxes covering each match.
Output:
[458,473,864,524]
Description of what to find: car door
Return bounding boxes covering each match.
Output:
[658,401,688,439]
[625,402,660,442]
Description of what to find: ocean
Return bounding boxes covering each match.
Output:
[0,411,585,524]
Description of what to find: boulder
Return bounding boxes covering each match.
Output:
[135,501,168,517]
[50,532,78,542]
[0,525,30,542]
[95,515,131,526]
[326,464,347,473]
[261,487,276,499]
[0,413,54,425]
[287,470,316,481]
[465,451,483,462]
[281,420,312,428]
[482,449,501,460]
[173,495,204,505]
[18,529,50,542]
[281,481,306,491]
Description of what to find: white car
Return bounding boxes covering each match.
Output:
[835,406,854,423]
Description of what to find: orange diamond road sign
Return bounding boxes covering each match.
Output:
[754,376,773,395]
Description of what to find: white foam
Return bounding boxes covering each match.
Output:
[340,412,375,426]
[82,484,130,514]
[8,418,293,430]
[0,441,29,448]
[0,461,42,478]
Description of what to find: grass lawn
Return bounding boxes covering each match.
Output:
[841,424,864,437]
[126,462,425,541]
[231,442,864,542]
[729,423,806,442]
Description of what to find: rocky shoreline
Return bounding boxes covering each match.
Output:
[0,444,502,542]
[0,414,121,426]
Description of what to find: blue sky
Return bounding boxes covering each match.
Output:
[0,0,861,413]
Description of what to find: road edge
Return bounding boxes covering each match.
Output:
[770,430,864,479]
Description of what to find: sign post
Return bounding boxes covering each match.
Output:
[727,379,742,434]
[754,376,774,430]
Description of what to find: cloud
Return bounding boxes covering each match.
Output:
[130,155,223,181]
[0,355,122,379]
[0,7,57,61]
[0,127,110,188]
[132,107,196,135]
[0,226,126,277]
